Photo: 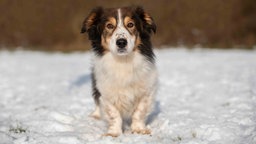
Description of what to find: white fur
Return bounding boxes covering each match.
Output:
[93,52,157,136]
[109,9,135,56]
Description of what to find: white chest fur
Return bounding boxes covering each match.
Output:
[93,52,157,116]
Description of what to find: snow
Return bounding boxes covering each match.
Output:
[0,48,256,144]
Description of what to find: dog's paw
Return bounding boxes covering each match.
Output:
[102,132,120,137]
[102,128,122,137]
[132,128,151,135]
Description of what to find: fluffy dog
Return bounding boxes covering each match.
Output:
[81,6,157,137]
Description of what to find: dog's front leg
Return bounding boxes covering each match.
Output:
[103,103,122,137]
[131,96,153,135]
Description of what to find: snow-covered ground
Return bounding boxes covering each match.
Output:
[0,48,256,144]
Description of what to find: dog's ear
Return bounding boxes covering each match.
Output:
[135,6,156,34]
[81,7,103,33]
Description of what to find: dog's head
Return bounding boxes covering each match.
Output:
[81,6,156,57]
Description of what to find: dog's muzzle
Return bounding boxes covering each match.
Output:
[116,38,127,53]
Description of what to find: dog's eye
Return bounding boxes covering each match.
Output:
[127,22,134,28]
[106,24,114,29]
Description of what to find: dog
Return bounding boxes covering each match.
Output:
[81,6,157,137]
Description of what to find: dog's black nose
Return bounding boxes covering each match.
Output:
[116,38,127,48]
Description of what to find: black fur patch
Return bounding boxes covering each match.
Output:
[91,71,101,105]
[138,41,155,64]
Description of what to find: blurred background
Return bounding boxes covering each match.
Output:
[0,0,256,52]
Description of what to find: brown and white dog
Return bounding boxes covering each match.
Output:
[81,6,157,137]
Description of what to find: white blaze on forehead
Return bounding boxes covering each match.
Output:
[116,8,126,38]
[117,8,123,27]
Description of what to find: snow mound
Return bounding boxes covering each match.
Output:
[0,49,256,144]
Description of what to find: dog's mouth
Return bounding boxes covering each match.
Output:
[117,48,128,55]
[117,48,127,53]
